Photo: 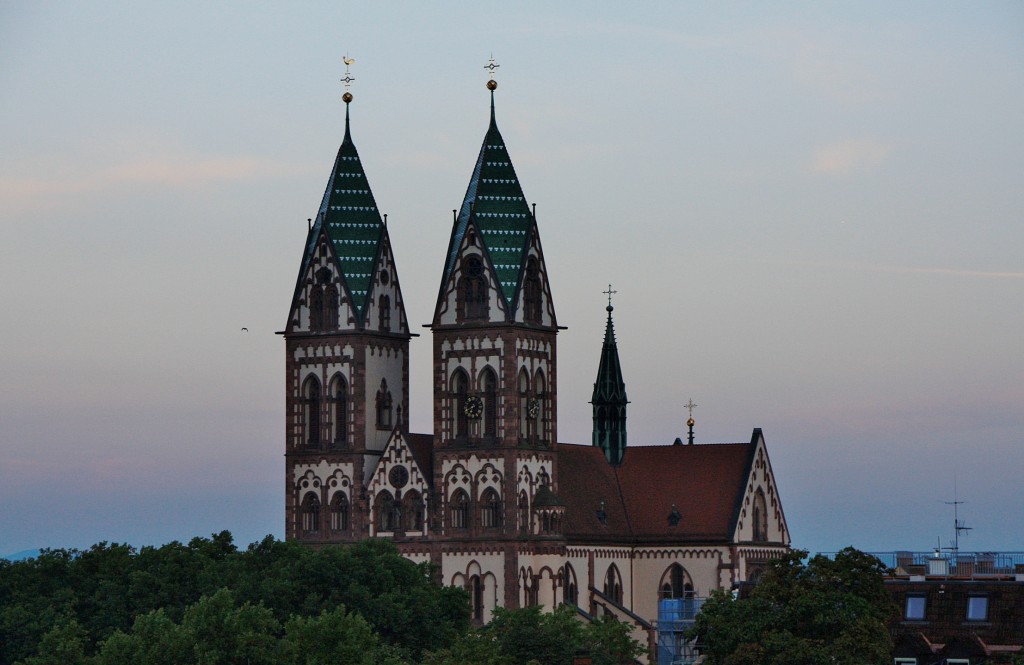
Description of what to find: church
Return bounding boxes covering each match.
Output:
[281,70,791,660]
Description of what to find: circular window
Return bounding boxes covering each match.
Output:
[380,269,390,285]
[389,466,409,489]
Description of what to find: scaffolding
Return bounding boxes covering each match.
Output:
[657,597,705,665]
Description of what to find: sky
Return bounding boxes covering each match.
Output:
[1,1,1022,557]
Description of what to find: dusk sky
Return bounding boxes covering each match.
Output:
[2,2,1022,557]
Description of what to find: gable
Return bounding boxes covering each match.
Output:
[365,429,431,496]
[286,227,359,333]
[360,229,410,336]
[509,229,558,329]
[731,429,790,545]
[433,221,510,326]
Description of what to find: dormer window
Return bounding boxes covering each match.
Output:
[667,505,681,527]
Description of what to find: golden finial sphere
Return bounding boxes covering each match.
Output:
[342,92,353,103]
[486,79,498,91]
[687,417,695,427]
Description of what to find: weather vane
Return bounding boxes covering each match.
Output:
[603,284,617,309]
[485,55,499,90]
[341,55,355,102]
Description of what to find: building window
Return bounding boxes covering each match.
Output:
[534,370,546,443]
[302,376,321,447]
[329,493,349,532]
[451,370,469,440]
[376,379,393,430]
[403,490,424,532]
[905,595,926,621]
[752,489,768,542]
[449,489,469,529]
[324,284,339,329]
[660,563,694,600]
[471,575,483,622]
[481,488,502,529]
[894,659,917,665]
[300,492,320,535]
[481,368,497,438]
[603,565,623,604]
[459,255,489,320]
[523,257,542,323]
[378,294,390,331]
[309,286,324,331]
[563,564,578,605]
[967,595,988,621]
[518,491,530,533]
[329,374,347,446]
[376,491,398,532]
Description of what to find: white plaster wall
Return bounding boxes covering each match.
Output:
[443,551,507,622]
[363,345,405,451]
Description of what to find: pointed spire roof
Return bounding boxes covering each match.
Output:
[311,101,386,318]
[592,304,627,404]
[443,89,533,305]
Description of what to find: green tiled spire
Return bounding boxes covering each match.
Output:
[592,303,628,465]
[313,102,385,319]
[444,91,533,305]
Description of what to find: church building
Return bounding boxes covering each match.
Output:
[281,69,791,661]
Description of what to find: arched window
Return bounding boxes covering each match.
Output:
[459,255,489,320]
[328,374,347,447]
[300,492,320,535]
[403,490,424,532]
[309,286,324,331]
[329,493,349,532]
[324,284,339,329]
[451,370,469,441]
[518,369,531,441]
[470,575,483,622]
[377,490,397,532]
[481,367,497,438]
[376,379,393,430]
[523,257,542,323]
[534,370,546,444]
[302,376,321,447]
[449,489,469,529]
[481,488,502,529]
[518,491,530,534]
[563,563,578,605]
[603,564,623,604]
[378,294,391,331]
[659,564,694,599]
[753,489,769,542]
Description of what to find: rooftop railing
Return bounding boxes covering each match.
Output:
[817,551,1024,579]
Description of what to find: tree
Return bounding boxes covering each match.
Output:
[688,547,895,665]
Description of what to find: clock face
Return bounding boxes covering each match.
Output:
[389,466,409,489]
[527,398,540,419]
[464,396,484,419]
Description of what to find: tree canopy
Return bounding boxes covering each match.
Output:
[688,547,895,665]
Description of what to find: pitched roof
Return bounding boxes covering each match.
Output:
[405,433,434,481]
[305,103,386,319]
[592,305,627,404]
[443,91,533,306]
[557,441,755,543]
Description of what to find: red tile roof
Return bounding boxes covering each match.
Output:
[557,440,755,544]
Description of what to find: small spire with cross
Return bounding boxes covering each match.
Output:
[341,55,356,103]
[603,284,617,312]
[685,398,697,445]
[485,55,500,90]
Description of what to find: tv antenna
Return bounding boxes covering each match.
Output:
[942,476,971,555]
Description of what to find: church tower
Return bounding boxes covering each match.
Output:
[430,74,564,605]
[591,298,628,465]
[283,85,411,543]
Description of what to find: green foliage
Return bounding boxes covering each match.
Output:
[0,534,467,665]
[688,547,895,665]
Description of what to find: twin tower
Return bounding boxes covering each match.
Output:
[282,83,627,544]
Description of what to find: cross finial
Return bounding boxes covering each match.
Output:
[603,284,617,308]
[485,55,500,80]
[685,398,698,418]
[341,55,356,102]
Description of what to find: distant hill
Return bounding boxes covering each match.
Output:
[1,548,41,561]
